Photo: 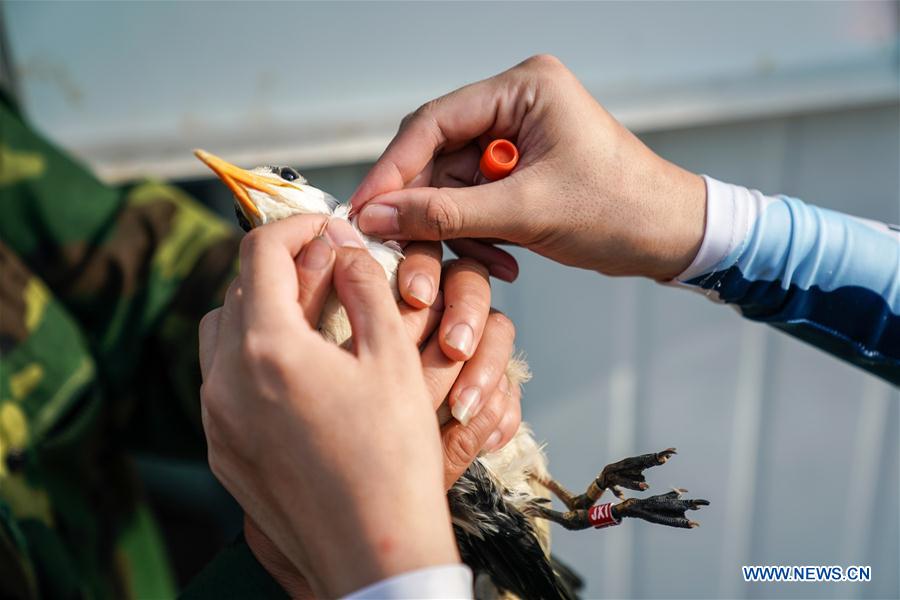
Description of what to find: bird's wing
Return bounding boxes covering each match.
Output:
[450,461,578,600]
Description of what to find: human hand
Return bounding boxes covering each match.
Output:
[239,235,522,597]
[397,244,522,459]
[300,230,523,475]
[351,54,707,281]
[406,254,523,477]
[199,217,522,596]
[198,215,457,597]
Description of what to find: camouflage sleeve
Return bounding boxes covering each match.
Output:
[0,93,289,597]
[0,240,179,599]
[0,91,240,455]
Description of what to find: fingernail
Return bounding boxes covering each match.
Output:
[359,204,399,235]
[301,236,334,270]
[452,387,482,425]
[326,218,365,248]
[484,430,502,451]
[408,274,435,306]
[445,323,474,357]
[492,264,516,282]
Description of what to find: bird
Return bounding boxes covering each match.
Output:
[195,149,709,600]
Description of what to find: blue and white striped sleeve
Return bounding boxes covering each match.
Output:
[674,176,900,385]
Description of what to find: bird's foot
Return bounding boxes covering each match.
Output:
[613,488,709,529]
[543,447,677,510]
[526,488,709,531]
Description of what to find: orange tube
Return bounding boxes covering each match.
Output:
[479,139,519,181]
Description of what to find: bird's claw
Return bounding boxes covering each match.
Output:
[592,447,677,500]
[656,448,677,463]
[613,489,710,529]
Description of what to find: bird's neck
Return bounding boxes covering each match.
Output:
[330,203,404,282]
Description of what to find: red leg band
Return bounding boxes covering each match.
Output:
[588,502,620,529]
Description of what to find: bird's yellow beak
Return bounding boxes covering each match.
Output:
[193,149,278,222]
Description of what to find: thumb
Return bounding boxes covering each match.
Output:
[357,179,524,242]
[329,231,406,356]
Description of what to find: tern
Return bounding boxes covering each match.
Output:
[195,149,709,599]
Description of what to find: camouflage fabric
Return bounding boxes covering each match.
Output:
[0,91,282,599]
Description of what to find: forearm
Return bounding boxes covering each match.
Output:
[673,176,900,384]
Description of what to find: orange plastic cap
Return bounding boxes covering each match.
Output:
[479,139,519,181]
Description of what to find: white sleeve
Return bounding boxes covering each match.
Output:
[342,564,474,600]
[675,175,775,281]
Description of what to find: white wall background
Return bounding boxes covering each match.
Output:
[5,1,899,179]
[4,2,898,598]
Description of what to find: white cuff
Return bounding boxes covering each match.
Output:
[676,175,774,281]
[342,564,473,599]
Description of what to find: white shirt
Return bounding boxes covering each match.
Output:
[343,564,473,599]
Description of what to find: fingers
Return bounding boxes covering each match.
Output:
[331,240,406,357]
[200,278,244,380]
[401,144,481,191]
[352,70,536,244]
[399,291,443,348]
[440,381,514,489]
[440,259,491,362]
[419,306,521,464]
[356,181,521,242]
[239,214,328,334]
[294,236,336,326]
[448,310,515,425]
[431,148,520,283]
[349,76,513,210]
[430,144,482,189]
[446,238,519,282]
[418,327,465,411]
[397,242,442,308]
[485,376,522,452]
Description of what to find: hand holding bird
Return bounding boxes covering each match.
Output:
[199,213,527,596]
[196,146,708,599]
[199,215,463,597]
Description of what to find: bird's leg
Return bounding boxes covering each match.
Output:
[537,478,580,510]
[524,501,595,531]
[526,489,709,530]
[557,447,678,510]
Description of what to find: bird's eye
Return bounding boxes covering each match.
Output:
[280,167,300,182]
